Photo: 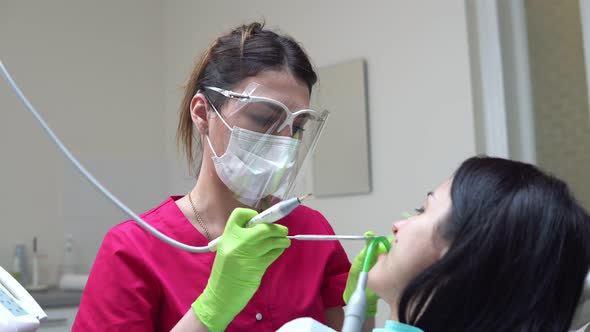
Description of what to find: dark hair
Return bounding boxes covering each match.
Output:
[177,21,317,174]
[399,156,590,331]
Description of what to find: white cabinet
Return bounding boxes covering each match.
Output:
[39,306,78,332]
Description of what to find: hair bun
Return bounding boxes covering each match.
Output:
[236,21,265,54]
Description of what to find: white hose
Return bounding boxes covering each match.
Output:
[0,60,211,253]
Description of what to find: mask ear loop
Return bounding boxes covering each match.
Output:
[202,92,233,130]
[202,92,232,158]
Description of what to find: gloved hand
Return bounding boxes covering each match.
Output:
[343,231,394,317]
[192,208,291,332]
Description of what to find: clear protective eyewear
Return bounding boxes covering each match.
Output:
[202,82,329,208]
[204,84,327,138]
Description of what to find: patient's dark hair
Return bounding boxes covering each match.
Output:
[399,156,590,331]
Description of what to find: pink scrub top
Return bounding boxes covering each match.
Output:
[73,196,351,331]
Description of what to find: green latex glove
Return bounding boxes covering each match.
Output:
[192,208,290,332]
[343,231,394,317]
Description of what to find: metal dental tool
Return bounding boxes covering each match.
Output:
[286,235,378,241]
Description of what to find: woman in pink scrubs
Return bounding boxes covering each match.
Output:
[73,22,351,332]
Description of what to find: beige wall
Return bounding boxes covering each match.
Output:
[526,0,590,210]
[163,0,476,324]
[0,1,166,284]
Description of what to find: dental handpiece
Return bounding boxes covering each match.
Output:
[247,193,311,227]
[207,194,310,251]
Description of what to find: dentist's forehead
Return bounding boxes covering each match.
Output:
[235,72,310,108]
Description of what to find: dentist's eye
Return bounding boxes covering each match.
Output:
[415,207,425,215]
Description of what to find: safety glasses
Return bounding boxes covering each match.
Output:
[204,85,328,137]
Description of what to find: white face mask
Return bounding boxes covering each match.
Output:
[206,126,300,207]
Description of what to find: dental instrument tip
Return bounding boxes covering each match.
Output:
[287,235,379,241]
[298,193,312,202]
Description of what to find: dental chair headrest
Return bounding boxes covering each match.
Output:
[571,272,590,330]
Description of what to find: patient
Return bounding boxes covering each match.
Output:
[359,156,590,331]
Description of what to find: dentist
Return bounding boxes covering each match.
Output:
[73,22,351,332]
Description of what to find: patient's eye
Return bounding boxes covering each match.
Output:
[415,207,425,215]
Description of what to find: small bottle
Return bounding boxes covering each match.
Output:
[11,243,27,285]
[31,237,39,288]
[61,234,76,275]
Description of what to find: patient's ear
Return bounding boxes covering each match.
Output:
[570,272,590,330]
[190,93,209,135]
[439,246,449,259]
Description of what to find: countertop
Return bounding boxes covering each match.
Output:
[30,288,82,308]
